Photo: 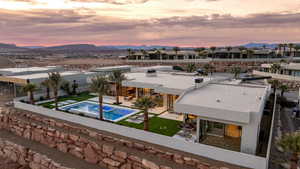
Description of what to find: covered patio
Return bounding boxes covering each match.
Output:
[174,83,269,154]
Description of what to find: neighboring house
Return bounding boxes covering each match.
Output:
[127,48,275,61]
[0,66,63,76]
[260,63,300,77]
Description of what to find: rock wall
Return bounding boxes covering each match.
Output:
[0,108,243,169]
[0,138,71,169]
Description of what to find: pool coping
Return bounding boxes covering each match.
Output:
[59,100,141,122]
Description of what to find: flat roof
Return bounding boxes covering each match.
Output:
[9,71,83,80]
[175,83,268,124]
[91,65,133,72]
[178,84,266,113]
[123,72,213,95]
[0,66,59,73]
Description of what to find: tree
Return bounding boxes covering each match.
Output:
[226,46,232,58]
[288,43,295,57]
[134,96,156,131]
[283,43,288,57]
[41,79,51,99]
[278,44,283,57]
[270,63,281,74]
[278,132,300,169]
[279,84,288,97]
[247,49,254,59]
[173,47,180,59]
[48,72,63,110]
[268,79,280,94]
[22,83,37,104]
[231,66,242,79]
[294,45,300,57]
[109,70,127,104]
[90,75,109,120]
[72,80,78,95]
[194,47,206,59]
[186,63,197,73]
[203,63,215,76]
[210,46,216,60]
[61,81,71,95]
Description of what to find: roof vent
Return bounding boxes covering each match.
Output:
[146,69,157,77]
[216,99,221,103]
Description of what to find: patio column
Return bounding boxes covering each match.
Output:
[163,94,168,108]
[135,88,139,98]
[196,116,201,143]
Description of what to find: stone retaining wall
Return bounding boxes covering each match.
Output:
[0,138,71,169]
[0,108,240,169]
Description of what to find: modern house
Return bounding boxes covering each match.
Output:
[253,62,300,82]
[119,70,270,155]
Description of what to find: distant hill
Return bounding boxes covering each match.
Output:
[22,46,44,49]
[0,43,28,52]
[243,43,278,49]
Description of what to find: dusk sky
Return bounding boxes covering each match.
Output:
[0,0,300,47]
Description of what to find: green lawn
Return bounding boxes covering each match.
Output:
[40,92,95,109]
[117,115,182,136]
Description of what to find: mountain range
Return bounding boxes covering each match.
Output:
[1,42,299,53]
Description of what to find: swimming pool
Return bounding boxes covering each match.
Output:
[59,101,139,122]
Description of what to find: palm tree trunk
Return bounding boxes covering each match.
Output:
[290,153,298,169]
[30,92,34,105]
[46,87,50,99]
[144,108,149,131]
[116,84,120,104]
[54,90,58,110]
[99,95,104,120]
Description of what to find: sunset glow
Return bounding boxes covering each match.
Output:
[1,0,300,46]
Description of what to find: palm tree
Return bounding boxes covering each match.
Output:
[294,45,300,57]
[270,63,281,74]
[231,66,242,79]
[283,43,288,57]
[48,72,63,110]
[278,44,283,57]
[141,49,148,60]
[90,75,109,120]
[279,84,288,97]
[288,43,295,57]
[210,46,216,60]
[173,47,180,60]
[61,81,71,95]
[226,46,232,58]
[203,63,215,76]
[41,79,51,99]
[127,48,132,59]
[186,63,197,73]
[109,70,127,104]
[268,79,280,94]
[72,80,78,95]
[22,83,37,104]
[247,49,254,59]
[134,96,156,131]
[278,132,300,169]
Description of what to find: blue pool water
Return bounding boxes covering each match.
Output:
[60,101,138,122]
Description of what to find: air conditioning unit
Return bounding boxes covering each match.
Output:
[195,78,204,84]
[146,69,157,77]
